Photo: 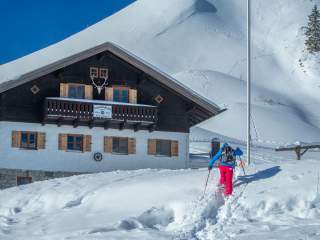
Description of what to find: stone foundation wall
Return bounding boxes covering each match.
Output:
[0,168,87,189]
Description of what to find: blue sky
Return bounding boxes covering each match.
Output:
[0,0,135,65]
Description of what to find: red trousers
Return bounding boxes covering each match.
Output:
[219,166,234,195]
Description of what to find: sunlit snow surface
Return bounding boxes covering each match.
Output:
[1,1,320,238]
[1,139,320,240]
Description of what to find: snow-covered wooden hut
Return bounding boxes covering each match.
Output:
[0,42,220,188]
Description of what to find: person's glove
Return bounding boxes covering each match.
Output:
[208,166,212,171]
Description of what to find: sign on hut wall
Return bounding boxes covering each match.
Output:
[93,105,112,119]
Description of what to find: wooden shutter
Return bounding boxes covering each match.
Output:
[12,131,21,148]
[128,138,136,154]
[83,135,92,152]
[148,139,156,155]
[129,89,137,104]
[37,132,46,149]
[60,83,68,97]
[105,87,113,101]
[58,134,67,150]
[171,140,179,157]
[85,85,93,100]
[104,136,113,153]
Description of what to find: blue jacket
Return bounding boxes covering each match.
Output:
[208,143,243,169]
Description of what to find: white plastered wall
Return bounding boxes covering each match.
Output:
[0,122,189,172]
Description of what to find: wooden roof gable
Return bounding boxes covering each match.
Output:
[0,42,221,117]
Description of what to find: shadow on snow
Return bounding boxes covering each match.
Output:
[234,166,281,187]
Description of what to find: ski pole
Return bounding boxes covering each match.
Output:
[202,169,211,197]
[239,157,246,175]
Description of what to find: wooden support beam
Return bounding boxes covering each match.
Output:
[301,148,309,157]
[189,113,203,123]
[104,121,110,130]
[187,107,211,125]
[89,120,94,129]
[276,145,320,152]
[119,121,126,130]
[192,107,212,119]
[41,118,46,126]
[57,117,63,127]
[186,105,197,114]
[134,123,141,132]
[276,144,320,160]
[188,117,198,126]
[73,118,79,128]
[294,147,301,160]
[148,124,156,132]
[295,147,310,160]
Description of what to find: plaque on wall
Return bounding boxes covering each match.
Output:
[93,105,112,119]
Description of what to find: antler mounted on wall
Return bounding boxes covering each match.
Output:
[89,67,109,94]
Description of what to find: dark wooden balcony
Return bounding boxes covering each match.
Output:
[43,97,158,130]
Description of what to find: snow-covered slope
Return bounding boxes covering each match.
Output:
[0,145,319,239]
[1,0,320,143]
[175,70,320,144]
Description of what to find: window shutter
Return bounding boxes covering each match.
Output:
[12,131,21,148]
[171,140,179,157]
[105,87,113,101]
[128,138,136,154]
[129,89,137,104]
[60,83,68,98]
[104,136,113,153]
[83,135,92,152]
[37,132,46,149]
[85,85,93,100]
[58,134,67,150]
[148,139,156,155]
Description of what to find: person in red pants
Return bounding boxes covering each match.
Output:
[208,143,243,196]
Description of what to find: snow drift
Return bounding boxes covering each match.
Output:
[0,146,320,239]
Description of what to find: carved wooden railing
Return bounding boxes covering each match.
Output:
[44,98,158,123]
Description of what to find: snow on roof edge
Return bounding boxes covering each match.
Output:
[0,42,221,116]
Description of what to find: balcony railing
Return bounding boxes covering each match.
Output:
[44,97,158,124]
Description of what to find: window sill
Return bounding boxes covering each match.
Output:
[65,150,85,153]
[154,154,173,158]
[110,152,129,155]
[19,147,38,150]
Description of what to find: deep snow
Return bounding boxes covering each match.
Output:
[1,1,320,239]
[0,142,320,240]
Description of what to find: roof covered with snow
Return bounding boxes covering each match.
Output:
[0,42,221,115]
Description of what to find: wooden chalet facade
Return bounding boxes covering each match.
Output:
[0,42,220,188]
